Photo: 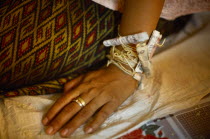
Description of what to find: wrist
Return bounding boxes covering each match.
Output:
[104,30,165,90]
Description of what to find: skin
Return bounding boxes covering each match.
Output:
[42,0,165,137]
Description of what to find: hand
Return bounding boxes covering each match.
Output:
[42,64,138,137]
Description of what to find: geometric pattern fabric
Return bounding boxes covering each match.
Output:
[0,0,119,97]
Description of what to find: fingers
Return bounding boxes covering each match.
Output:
[43,75,85,125]
[59,93,109,137]
[84,102,118,134]
[45,88,102,136]
[41,66,135,137]
[42,93,78,126]
[64,75,84,93]
[45,102,81,135]
[42,84,88,126]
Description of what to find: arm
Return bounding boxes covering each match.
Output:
[42,0,165,137]
[120,0,164,36]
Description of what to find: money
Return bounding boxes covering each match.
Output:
[135,62,143,73]
[133,73,141,81]
[147,30,162,59]
[136,43,151,77]
[103,32,149,47]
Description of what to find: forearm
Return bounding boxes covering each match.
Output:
[119,0,165,36]
[110,0,165,79]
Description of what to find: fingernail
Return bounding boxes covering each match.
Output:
[85,127,93,134]
[61,129,69,136]
[46,126,54,134]
[42,117,48,125]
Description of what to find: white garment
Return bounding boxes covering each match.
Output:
[0,21,210,139]
[92,0,210,20]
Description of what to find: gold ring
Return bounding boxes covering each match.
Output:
[73,97,86,107]
[77,97,86,106]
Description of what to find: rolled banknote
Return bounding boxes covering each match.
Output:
[103,32,149,47]
[147,30,162,59]
[136,43,151,77]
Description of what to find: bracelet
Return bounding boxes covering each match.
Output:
[104,30,165,87]
[106,36,145,81]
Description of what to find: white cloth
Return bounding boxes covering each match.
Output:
[0,23,210,139]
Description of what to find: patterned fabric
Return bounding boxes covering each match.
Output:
[119,98,210,139]
[0,0,119,97]
[119,125,168,139]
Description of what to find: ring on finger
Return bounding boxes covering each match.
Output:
[72,97,86,107]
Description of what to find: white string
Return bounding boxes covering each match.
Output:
[106,30,164,82]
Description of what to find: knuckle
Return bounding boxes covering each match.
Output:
[79,108,92,118]
[64,83,71,91]
[62,105,72,113]
[68,119,81,129]
[89,87,98,94]
[56,97,66,105]
[99,110,109,119]
[88,80,101,88]
[51,118,62,128]
[112,99,119,106]
[106,93,114,101]
[88,79,95,85]
[78,83,89,90]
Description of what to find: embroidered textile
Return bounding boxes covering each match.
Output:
[0,0,118,96]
